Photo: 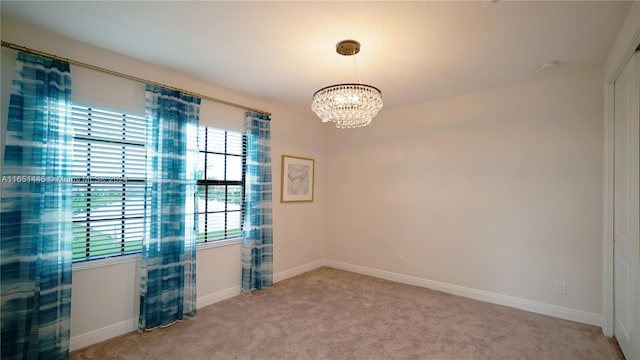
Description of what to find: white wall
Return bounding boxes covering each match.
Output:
[1,12,608,350]
[325,67,604,315]
[1,17,327,349]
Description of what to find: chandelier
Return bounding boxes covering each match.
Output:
[311,40,383,129]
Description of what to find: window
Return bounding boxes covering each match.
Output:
[197,126,245,243]
[70,108,244,262]
[71,105,147,261]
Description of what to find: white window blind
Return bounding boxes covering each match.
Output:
[71,104,148,261]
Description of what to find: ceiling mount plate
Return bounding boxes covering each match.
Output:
[336,40,360,56]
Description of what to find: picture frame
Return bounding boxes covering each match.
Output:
[281,155,314,203]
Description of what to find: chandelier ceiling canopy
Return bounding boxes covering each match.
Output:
[311,40,383,129]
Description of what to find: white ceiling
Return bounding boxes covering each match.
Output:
[0,1,631,113]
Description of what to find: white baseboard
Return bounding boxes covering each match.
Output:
[71,258,603,352]
[70,259,324,352]
[70,285,241,352]
[197,285,241,309]
[274,259,325,283]
[70,318,137,352]
[324,260,603,327]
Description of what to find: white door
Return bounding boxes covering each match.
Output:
[614,52,640,360]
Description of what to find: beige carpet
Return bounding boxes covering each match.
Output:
[71,267,623,360]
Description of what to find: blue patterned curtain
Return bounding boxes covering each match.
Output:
[139,84,200,331]
[241,111,273,294]
[1,52,73,359]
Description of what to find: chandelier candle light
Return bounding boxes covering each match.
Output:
[311,40,383,129]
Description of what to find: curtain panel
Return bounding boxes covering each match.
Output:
[1,52,73,359]
[241,111,274,294]
[138,84,200,331]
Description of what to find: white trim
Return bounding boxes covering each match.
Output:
[70,318,137,352]
[72,253,140,272]
[70,283,243,352]
[197,237,241,251]
[324,260,603,327]
[604,3,640,84]
[273,259,325,283]
[196,285,241,309]
[602,83,616,336]
[602,2,640,337]
[68,259,323,352]
[72,239,240,272]
[70,258,607,352]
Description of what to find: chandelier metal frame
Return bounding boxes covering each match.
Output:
[311,40,383,129]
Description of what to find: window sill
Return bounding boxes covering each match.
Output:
[197,237,242,251]
[72,253,140,272]
[72,237,242,272]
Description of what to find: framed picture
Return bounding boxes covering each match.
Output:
[281,155,314,202]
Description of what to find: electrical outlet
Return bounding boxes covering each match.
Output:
[398,256,406,265]
[556,281,567,295]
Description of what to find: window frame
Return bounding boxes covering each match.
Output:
[69,106,246,265]
[196,126,246,244]
[70,104,147,263]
